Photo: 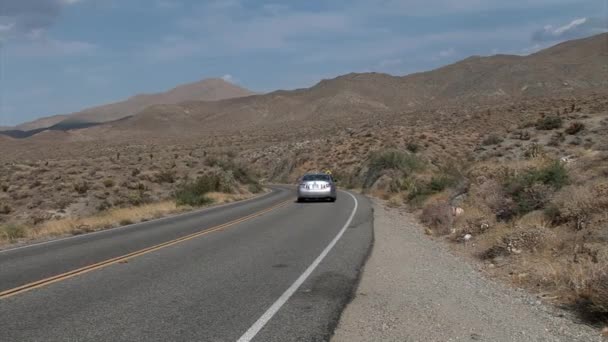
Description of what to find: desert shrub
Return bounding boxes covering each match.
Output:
[543,204,562,224]
[548,132,565,147]
[204,155,222,167]
[533,161,569,188]
[73,181,89,194]
[248,183,264,194]
[519,121,535,129]
[127,190,151,206]
[174,173,231,206]
[510,183,552,217]
[579,272,608,316]
[476,180,513,220]
[429,175,457,192]
[482,134,503,146]
[524,143,544,159]
[227,162,258,185]
[549,183,608,230]
[406,141,420,153]
[404,168,460,205]
[420,202,453,235]
[0,204,11,215]
[96,200,112,212]
[0,224,26,242]
[155,169,176,184]
[513,130,531,140]
[206,155,260,185]
[364,149,423,188]
[103,179,115,188]
[1,183,8,192]
[535,116,563,130]
[119,219,134,226]
[503,161,568,216]
[565,122,585,135]
[332,170,358,189]
[405,178,437,205]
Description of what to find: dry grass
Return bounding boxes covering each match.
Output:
[30,201,182,239]
[206,192,253,204]
[0,191,257,246]
[420,201,453,236]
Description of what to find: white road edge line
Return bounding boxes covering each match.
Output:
[0,188,281,254]
[237,191,359,342]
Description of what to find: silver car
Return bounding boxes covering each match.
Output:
[297,173,337,202]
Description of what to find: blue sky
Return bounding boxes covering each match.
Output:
[0,0,606,126]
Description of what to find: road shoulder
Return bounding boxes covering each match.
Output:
[332,199,600,342]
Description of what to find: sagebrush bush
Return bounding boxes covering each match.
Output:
[581,272,608,315]
[549,183,608,229]
[103,179,115,188]
[364,149,423,188]
[535,116,563,130]
[73,181,89,194]
[565,122,585,135]
[0,204,11,215]
[155,169,176,184]
[420,202,453,235]
[174,173,232,206]
[332,170,358,189]
[429,175,457,192]
[0,224,26,242]
[503,161,568,216]
[482,134,503,146]
[406,142,420,153]
[127,189,151,206]
[406,179,435,204]
[524,144,544,159]
[248,183,264,194]
[543,204,562,224]
[206,156,261,186]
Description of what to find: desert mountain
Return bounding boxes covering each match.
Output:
[109,33,607,137]
[14,78,255,131]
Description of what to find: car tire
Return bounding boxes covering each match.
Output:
[297,197,304,203]
[329,197,336,202]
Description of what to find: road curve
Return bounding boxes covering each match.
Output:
[0,186,373,342]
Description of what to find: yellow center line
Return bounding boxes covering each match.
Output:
[0,199,291,300]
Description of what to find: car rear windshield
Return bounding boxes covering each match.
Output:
[302,174,331,182]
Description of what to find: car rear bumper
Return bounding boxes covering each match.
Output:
[298,188,335,199]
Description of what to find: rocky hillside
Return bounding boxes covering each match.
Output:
[13,78,255,131]
[96,33,608,138]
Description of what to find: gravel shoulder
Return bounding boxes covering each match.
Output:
[332,199,602,342]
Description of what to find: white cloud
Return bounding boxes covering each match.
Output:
[553,17,588,35]
[0,23,15,42]
[438,48,456,58]
[532,17,608,42]
[146,0,570,65]
[2,0,84,38]
[144,1,354,61]
[221,74,234,82]
[0,23,15,33]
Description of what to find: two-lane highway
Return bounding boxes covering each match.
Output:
[0,186,373,342]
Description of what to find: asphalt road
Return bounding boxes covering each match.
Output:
[0,186,373,342]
